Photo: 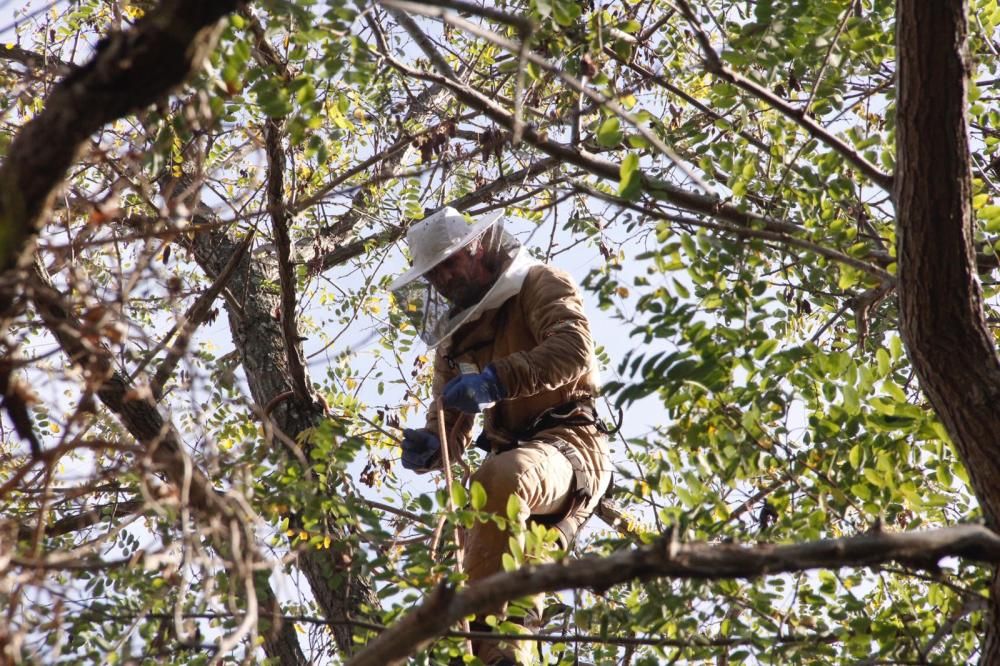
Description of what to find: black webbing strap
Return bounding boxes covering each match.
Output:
[474,399,607,454]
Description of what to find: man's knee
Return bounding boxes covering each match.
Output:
[471,454,530,514]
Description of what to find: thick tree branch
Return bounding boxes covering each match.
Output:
[348,524,1000,665]
[0,0,242,281]
[265,119,311,403]
[184,215,380,655]
[243,9,312,405]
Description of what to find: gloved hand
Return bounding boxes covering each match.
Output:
[442,365,506,414]
[400,428,441,471]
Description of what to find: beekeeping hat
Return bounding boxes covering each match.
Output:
[388,207,504,291]
[390,206,531,349]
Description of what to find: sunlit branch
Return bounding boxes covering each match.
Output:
[292,114,478,216]
[380,0,711,192]
[375,46,821,251]
[609,54,770,153]
[388,7,460,81]
[0,0,242,292]
[16,499,144,542]
[348,524,1000,665]
[28,261,234,517]
[127,232,255,399]
[573,181,893,284]
[0,43,71,75]
[102,609,844,650]
[672,0,893,192]
[314,156,560,274]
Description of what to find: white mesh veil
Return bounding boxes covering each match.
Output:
[391,217,528,348]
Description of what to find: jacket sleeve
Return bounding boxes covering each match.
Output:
[490,266,594,399]
[421,346,475,470]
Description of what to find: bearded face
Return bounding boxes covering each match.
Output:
[425,245,497,308]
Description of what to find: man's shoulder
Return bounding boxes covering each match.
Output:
[523,262,579,291]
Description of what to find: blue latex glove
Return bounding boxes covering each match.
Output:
[442,365,506,414]
[400,428,441,471]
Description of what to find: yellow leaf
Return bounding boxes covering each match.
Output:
[285,529,295,537]
[324,535,332,549]
[345,377,357,390]
[299,530,309,540]
[49,422,61,433]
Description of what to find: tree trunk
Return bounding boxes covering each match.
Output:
[894,0,1000,660]
[30,261,308,665]
[188,224,379,655]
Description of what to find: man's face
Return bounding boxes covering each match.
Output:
[426,245,495,308]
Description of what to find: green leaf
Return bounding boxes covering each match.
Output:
[876,348,890,376]
[451,481,467,507]
[506,494,522,523]
[862,468,883,487]
[981,204,1000,220]
[596,116,623,147]
[619,153,641,199]
[753,339,779,360]
[470,481,487,510]
[843,383,859,415]
[552,0,582,26]
[849,444,862,469]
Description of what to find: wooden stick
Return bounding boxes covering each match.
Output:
[434,399,473,655]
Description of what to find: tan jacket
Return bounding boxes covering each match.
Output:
[425,264,611,535]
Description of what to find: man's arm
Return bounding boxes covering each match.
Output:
[490,266,595,399]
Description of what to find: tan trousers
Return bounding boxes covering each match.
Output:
[464,440,575,664]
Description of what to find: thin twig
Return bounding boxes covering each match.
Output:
[672,0,892,191]
[137,232,254,399]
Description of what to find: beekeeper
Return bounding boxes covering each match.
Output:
[390,206,611,665]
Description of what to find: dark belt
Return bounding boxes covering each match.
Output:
[474,398,608,454]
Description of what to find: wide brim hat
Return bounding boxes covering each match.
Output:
[388,206,504,291]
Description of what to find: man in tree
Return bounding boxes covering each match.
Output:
[391,206,612,664]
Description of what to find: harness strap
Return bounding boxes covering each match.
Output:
[473,399,612,548]
[473,399,609,454]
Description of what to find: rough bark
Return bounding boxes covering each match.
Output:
[894,0,1000,661]
[186,223,380,655]
[0,0,242,280]
[348,524,1000,666]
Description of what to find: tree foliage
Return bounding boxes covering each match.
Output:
[0,0,998,663]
